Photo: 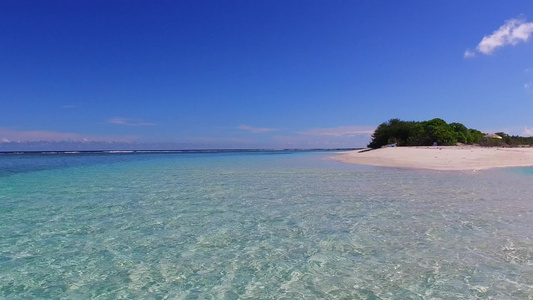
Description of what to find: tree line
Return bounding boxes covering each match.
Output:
[368,118,485,149]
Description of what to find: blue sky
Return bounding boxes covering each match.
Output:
[1,0,533,149]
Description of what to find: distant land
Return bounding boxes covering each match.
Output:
[368,118,533,148]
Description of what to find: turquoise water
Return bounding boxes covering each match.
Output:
[513,166,533,177]
[1,151,533,299]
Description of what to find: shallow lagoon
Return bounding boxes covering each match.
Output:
[1,151,532,299]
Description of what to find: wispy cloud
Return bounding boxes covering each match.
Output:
[237,124,276,134]
[0,127,136,143]
[524,127,533,137]
[108,117,156,126]
[466,18,533,57]
[464,49,476,58]
[189,137,257,144]
[525,82,532,91]
[298,126,375,137]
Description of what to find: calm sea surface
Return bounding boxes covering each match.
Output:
[1,151,532,299]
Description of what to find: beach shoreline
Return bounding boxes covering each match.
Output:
[332,146,533,171]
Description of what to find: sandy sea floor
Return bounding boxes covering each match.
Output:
[1,151,533,299]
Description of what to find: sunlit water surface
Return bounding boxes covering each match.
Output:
[1,151,532,299]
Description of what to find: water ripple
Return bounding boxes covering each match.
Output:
[1,152,533,299]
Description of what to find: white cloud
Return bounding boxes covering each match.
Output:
[473,18,533,55]
[525,82,532,91]
[0,127,136,142]
[464,49,476,58]
[298,126,375,137]
[237,124,276,134]
[523,127,533,137]
[108,117,156,126]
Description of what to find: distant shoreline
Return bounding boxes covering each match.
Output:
[332,146,533,171]
[0,148,361,156]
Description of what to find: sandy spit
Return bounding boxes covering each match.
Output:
[332,146,533,171]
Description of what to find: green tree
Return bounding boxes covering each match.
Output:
[368,119,425,148]
[368,121,393,149]
[467,129,484,144]
[420,118,456,146]
[449,122,469,143]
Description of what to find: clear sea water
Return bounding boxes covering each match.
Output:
[1,151,533,299]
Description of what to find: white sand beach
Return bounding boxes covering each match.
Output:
[333,146,533,171]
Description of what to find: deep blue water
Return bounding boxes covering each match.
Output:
[1,151,533,299]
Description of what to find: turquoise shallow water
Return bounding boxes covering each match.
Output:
[1,151,533,299]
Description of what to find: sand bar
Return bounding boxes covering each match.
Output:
[332,146,533,171]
